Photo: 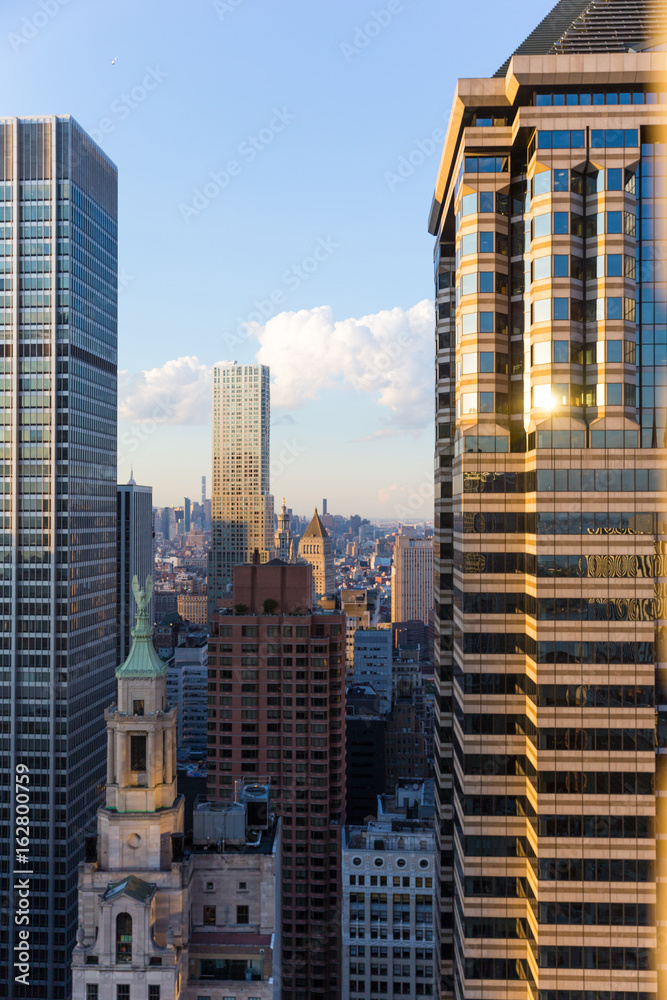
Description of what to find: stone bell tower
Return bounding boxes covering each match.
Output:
[71,575,187,999]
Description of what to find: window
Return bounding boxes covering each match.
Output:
[554,212,569,234]
[533,299,550,324]
[480,352,493,372]
[479,232,494,253]
[553,298,569,320]
[607,211,622,234]
[237,904,249,925]
[148,988,160,1000]
[533,255,550,280]
[86,988,98,1000]
[117,988,130,1000]
[607,254,623,276]
[607,340,622,362]
[130,735,146,772]
[116,913,132,964]
[607,298,623,320]
[533,342,550,365]
[203,905,216,925]
[607,383,623,405]
[554,255,568,277]
[554,168,568,191]
[461,192,476,216]
[480,392,494,413]
[132,700,144,716]
[479,271,494,293]
[533,213,550,238]
[461,352,477,375]
[460,272,476,296]
[554,341,568,363]
[479,191,494,213]
[607,167,623,190]
[533,170,550,196]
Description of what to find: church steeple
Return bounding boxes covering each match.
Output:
[99,575,182,870]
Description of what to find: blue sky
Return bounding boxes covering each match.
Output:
[2,0,552,515]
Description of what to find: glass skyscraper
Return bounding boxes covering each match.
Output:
[430,3,667,998]
[209,361,274,613]
[0,116,117,999]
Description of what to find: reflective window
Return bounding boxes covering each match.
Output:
[479,191,494,213]
[554,341,568,363]
[554,255,568,277]
[533,255,550,280]
[479,271,494,293]
[554,212,569,234]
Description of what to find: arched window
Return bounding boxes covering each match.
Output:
[116,912,132,964]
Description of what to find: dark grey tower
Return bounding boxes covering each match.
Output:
[0,116,117,999]
[117,478,153,664]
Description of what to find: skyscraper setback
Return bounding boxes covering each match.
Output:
[209,361,274,613]
[430,4,667,997]
[0,116,117,998]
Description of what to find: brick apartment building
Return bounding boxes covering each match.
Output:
[207,560,347,999]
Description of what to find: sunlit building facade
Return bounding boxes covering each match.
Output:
[209,362,274,614]
[430,3,667,997]
[0,115,117,999]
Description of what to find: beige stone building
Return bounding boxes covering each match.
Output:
[429,1,667,997]
[71,579,280,1000]
[298,508,335,597]
[177,593,208,625]
[390,527,433,625]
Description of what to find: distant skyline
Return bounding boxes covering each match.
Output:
[1,0,555,515]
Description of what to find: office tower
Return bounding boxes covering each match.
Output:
[390,527,433,625]
[342,787,438,1000]
[429,4,667,996]
[207,561,346,1000]
[340,588,380,666]
[298,507,335,597]
[0,115,117,999]
[209,362,274,613]
[201,473,206,503]
[166,630,208,755]
[352,626,393,714]
[117,477,153,663]
[322,497,328,515]
[345,685,386,823]
[184,495,191,533]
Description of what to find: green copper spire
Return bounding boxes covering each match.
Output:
[115,575,167,678]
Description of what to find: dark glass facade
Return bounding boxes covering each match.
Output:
[0,116,117,998]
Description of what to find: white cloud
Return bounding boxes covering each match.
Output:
[250,299,434,431]
[118,300,434,433]
[118,356,211,424]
